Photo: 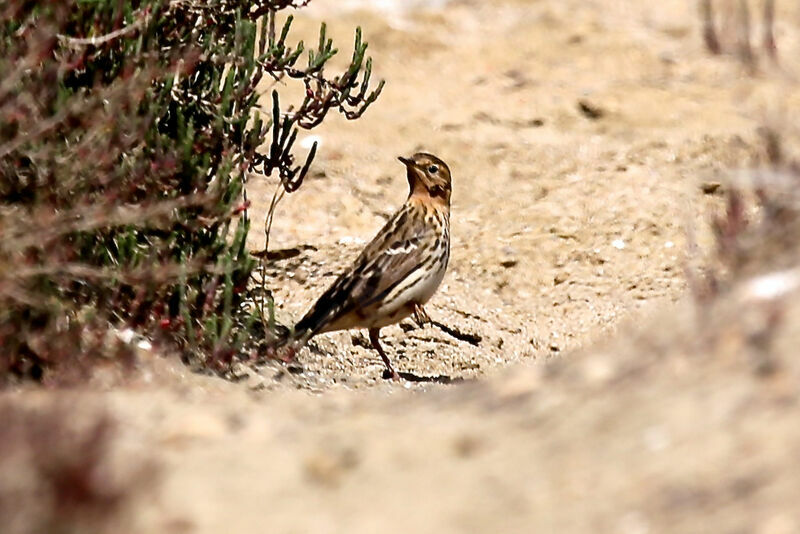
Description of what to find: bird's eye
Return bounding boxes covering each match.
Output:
[428,165,439,174]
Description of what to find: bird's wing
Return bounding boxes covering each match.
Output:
[295,203,435,336]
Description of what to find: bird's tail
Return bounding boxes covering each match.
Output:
[290,305,333,346]
[266,321,292,348]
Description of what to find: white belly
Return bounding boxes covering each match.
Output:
[370,254,449,328]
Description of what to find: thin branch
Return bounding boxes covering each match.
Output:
[700,0,721,54]
[763,0,777,59]
[0,193,216,251]
[57,18,144,48]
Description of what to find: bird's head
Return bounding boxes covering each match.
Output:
[398,152,452,205]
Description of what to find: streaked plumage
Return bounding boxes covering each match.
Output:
[292,152,452,380]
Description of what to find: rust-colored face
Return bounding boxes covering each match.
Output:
[398,152,452,205]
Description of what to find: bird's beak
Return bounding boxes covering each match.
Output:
[398,156,413,167]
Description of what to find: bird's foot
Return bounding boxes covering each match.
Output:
[382,368,402,381]
[412,304,431,327]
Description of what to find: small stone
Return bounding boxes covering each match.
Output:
[701,181,721,194]
[577,99,605,119]
[554,271,568,285]
[500,258,518,268]
[230,362,250,380]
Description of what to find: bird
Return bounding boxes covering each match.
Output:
[288,152,452,380]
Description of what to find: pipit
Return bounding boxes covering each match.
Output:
[290,152,452,380]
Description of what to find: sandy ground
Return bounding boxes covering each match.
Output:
[7,1,800,532]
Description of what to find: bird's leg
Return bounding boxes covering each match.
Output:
[412,304,431,327]
[369,327,400,381]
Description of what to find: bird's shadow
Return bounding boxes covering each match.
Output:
[384,370,467,384]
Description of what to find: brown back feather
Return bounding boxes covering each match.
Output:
[294,202,443,337]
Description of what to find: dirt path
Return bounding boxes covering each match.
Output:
[9,1,800,532]
[244,0,763,389]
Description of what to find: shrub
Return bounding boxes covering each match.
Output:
[0,0,383,384]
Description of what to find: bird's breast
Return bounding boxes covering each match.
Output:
[369,240,449,328]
